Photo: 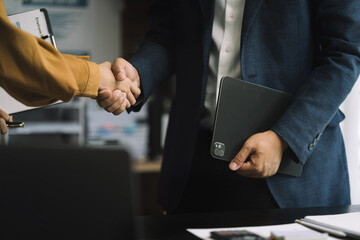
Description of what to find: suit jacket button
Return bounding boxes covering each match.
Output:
[308,143,315,151]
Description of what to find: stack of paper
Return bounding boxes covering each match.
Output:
[302,212,360,239]
[187,223,338,240]
[188,212,360,240]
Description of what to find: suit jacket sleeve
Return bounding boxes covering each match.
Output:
[272,0,360,165]
[0,0,99,107]
[129,0,176,111]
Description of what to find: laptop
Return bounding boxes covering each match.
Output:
[211,77,303,177]
[0,147,139,239]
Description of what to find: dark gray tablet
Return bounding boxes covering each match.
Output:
[211,76,303,177]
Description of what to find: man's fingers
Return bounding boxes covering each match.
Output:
[116,79,140,104]
[112,101,127,116]
[0,109,10,121]
[0,118,8,134]
[0,109,10,135]
[236,161,259,178]
[97,89,128,115]
[104,93,126,113]
[97,90,111,101]
[126,92,136,105]
[115,71,126,81]
[229,143,252,171]
[111,58,141,104]
[130,83,141,99]
[125,99,131,109]
[97,90,122,108]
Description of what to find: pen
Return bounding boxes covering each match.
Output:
[6,121,25,128]
[295,219,347,238]
[41,35,57,49]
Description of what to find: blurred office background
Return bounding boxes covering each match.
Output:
[4,0,167,215]
[3,0,360,212]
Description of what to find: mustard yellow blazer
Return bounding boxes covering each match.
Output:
[0,0,99,107]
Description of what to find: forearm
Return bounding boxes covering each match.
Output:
[272,0,360,164]
[130,42,175,109]
[0,4,99,106]
[129,0,176,110]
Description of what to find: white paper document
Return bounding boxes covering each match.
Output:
[304,212,360,236]
[8,9,54,45]
[187,223,340,240]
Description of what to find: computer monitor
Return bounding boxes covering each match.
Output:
[0,147,139,239]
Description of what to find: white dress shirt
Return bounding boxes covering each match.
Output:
[203,0,246,128]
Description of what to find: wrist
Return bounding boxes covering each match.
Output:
[98,62,114,91]
[270,130,288,152]
[98,65,105,91]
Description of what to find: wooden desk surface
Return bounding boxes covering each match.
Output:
[136,205,360,240]
[132,160,162,173]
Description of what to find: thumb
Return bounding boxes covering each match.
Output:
[112,58,127,81]
[97,89,112,100]
[229,143,252,171]
[115,71,126,81]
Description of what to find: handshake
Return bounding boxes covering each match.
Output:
[0,58,139,136]
[97,58,141,115]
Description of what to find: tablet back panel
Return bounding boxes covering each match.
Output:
[211,77,303,177]
[0,147,138,239]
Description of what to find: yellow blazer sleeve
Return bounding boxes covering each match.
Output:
[0,0,100,107]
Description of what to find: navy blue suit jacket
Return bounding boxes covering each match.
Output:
[130,0,360,211]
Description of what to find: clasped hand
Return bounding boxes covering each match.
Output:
[97,58,141,115]
[1,59,139,137]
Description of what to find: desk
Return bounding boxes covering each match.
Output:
[133,160,162,173]
[133,160,163,215]
[136,205,360,240]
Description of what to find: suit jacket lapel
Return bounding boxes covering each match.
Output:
[198,0,264,60]
[241,0,264,49]
[197,0,264,96]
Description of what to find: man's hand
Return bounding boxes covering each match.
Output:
[97,61,129,113]
[98,61,117,91]
[228,130,288,178]
[112,58,141,105]
[97,89,128,116]
[0,109,12,135]
[96,58,141,115]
